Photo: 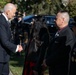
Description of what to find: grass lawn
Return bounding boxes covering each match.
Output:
[9,52,25,75]
[9,52,49,75]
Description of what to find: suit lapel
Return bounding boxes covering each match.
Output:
[0,14,11,38]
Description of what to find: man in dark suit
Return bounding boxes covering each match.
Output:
[43,11,76,75]
[0,3,23,75]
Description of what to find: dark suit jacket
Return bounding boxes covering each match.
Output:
[46,26,75,75]
[0,14,17,62]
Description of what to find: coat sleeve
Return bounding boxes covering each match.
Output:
[0,22,17,53]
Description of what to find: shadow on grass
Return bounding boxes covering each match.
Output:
[10,51,49,75]
[10,51,25,67]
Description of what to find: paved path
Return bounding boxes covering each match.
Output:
[9,71,13,75]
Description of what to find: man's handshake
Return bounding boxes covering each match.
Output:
[18,45,23,52]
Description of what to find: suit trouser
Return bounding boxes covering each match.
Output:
[0,62,9,75]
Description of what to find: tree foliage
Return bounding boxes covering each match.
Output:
[0,0,11,9]
[0,0,76,17]
[69,3,76,17]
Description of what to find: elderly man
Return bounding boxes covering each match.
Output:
[43,10,75,75]
[0,3,23,75]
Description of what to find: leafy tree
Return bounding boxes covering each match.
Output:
[0,0,11,9]
[68,3,76,17]
[2,0,75,17]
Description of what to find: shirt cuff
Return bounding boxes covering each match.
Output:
[16,45,19,52]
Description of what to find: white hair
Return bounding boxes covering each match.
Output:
[59,11,70,23]
[3,3,16,12]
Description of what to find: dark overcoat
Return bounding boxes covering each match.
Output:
[46,26,75,75]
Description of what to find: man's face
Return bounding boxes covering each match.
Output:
[55,13,63,28]
[7,7,16,20]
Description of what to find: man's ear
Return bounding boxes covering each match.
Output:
[6,10,10,16]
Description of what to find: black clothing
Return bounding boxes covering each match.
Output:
[0,62,9,75]
[33,27,51,75]
[0,14,17,75]
[70,42,76,75]
[22,19,50,75]
[46,26,75,75]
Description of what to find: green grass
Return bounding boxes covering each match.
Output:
[9,52,49,75]
[9,52,25,75]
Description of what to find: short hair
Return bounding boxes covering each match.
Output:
[3,3,16,12]
[58,10,70,23]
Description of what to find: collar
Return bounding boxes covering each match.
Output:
[58,26,68,33]
[2,13,8,21]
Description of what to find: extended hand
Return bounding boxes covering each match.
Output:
[18,45,23,52]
